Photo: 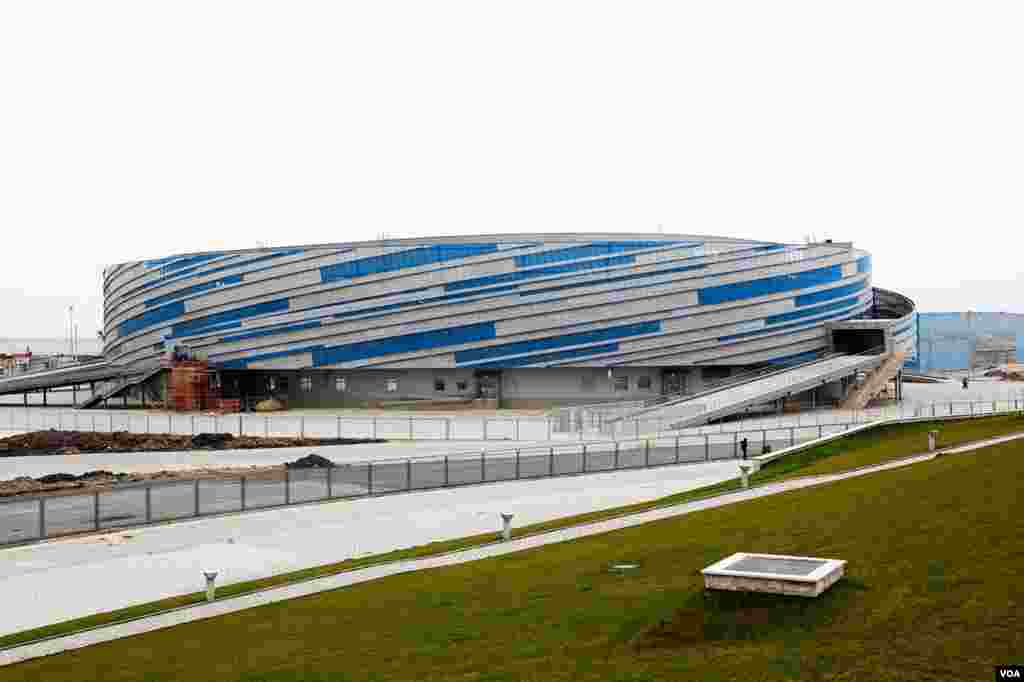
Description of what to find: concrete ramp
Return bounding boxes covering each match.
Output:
[76,366,165,409]
[623,353,886,431]
[0,361,128,398]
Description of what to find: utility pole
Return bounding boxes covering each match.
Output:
[67,305,74,357]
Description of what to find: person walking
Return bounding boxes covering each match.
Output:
[962,376,969,390]
[740,437,748,460]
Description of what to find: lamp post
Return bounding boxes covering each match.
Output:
[203,571,219,603]
[500,513,514,542]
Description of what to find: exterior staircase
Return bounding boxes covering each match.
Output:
[77,366,165,409]
[840,352,906,410]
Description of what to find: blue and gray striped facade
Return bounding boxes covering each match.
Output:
[102,234,914,403]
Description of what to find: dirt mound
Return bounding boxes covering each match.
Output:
[285,454,336,469]
[36,473,78,484]
[190,432,235,449]
[983,367,1024,381]
[0,430,384,457]
[255,398,285,412]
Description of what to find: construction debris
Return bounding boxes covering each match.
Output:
[983,364,1024,381]
[0,430,384,457]
[285,454,336,469]
[254,398,286,412]
[0,465,289,498]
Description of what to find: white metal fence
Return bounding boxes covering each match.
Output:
[0,409,558,441]
[1,398,1023,443]
[576,397,1024,438]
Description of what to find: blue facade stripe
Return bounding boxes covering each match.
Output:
[794,280,867,307]
[513,241,685,268]
[330,262,706,323]
[144,274,243,308]
[719,307,866,343]
[441,285,521,300]
[220,320,322,344]
[767,350,823,365]
[218,344,323,370]
[171,299,290,338]
[134,249,307,293]
[159,253,223,275]
[698,265,843,306]
[143,256,179,268]
[166,320,242,340]
[470,343,620,369]
[857,256,872,274]
[319,244,498,284]
[765,296,862,325]
[520,263,706,297]
[334,302,410,320]
[445,255,636,293]
[119,301,186,337]
[455,321,661,364]
[331,286,520,322]
[447,241,794,296]
[313,322,497,367]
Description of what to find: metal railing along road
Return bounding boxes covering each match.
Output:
[0,408,560,441]
[601,395,1024,439]
[1,398,1022,547]
[3,394,1024,443]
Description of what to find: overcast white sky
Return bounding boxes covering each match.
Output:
[1,1,1021,339]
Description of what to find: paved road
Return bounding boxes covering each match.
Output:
[1,436,815,546]
[4,431,1020,668]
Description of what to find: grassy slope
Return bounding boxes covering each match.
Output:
[3,427,1024,680]
[753,413,1024,481]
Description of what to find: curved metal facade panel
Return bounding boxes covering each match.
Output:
[103,234,880,371]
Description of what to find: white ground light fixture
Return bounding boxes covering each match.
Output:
[701,553,846,598]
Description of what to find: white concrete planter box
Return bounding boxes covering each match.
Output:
[701,552,846,597]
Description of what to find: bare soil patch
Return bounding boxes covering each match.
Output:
[0,429,382,457]
[0,430,375,498]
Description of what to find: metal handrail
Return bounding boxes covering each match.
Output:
[612,344,889,424]
[640,352,838,409]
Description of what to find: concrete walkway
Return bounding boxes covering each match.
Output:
[2,431,1022,668]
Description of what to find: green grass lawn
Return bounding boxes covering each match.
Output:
[753,413,1024,482]
[1,413,1021,654]
[4,424,1023,681]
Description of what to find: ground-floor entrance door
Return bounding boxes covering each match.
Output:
[661,368,687,395]
[475,370,502,401]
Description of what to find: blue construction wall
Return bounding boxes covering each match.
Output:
[907,312,1024,372]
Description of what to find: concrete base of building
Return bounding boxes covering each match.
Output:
[216,366,751,409]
